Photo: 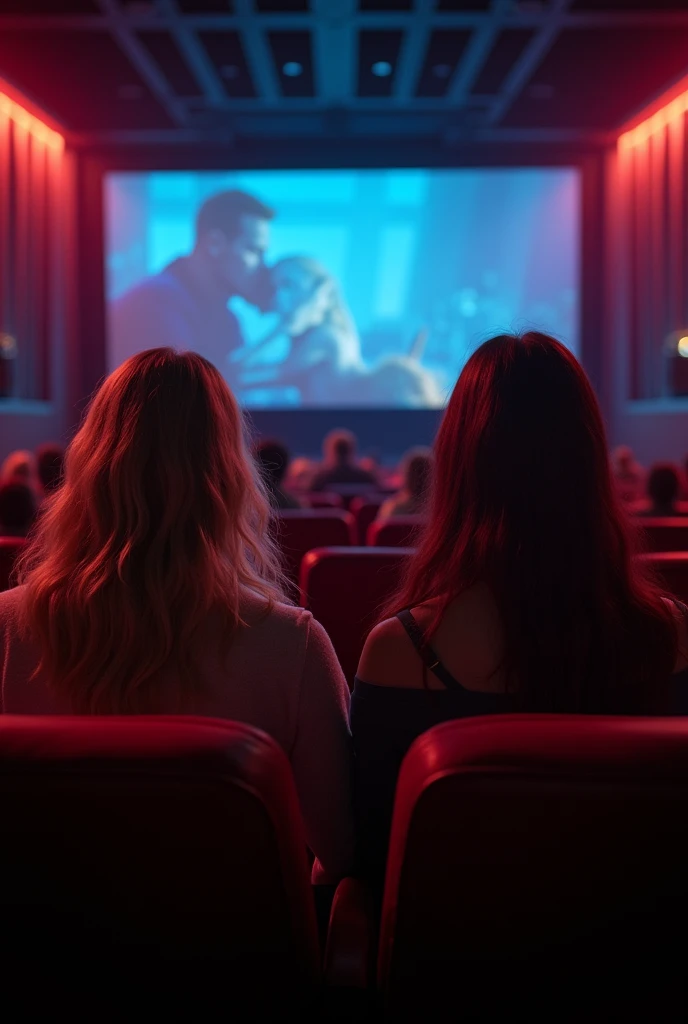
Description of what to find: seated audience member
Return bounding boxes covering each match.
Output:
[254,439,302,510]
[0,450,39,491]
[611,444,645,503]
[0,481,37,537]
[359,450,383,480]
[377,447,432,520]
[36,443,65,495]
[0,349,353,885]
[310,429,378,492]
[284,455,315,493]
[353,332,688,887]
[638,463,686,518]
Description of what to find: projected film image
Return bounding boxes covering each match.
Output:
[105,169,580,409]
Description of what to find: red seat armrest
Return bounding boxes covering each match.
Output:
[324,877,378,989]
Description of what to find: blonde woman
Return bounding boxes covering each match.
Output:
[0,348,353,883]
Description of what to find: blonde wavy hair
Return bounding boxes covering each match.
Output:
[18,348,287,713]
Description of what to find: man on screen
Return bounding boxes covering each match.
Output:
[109,190,274,372]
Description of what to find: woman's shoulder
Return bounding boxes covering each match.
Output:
[240,590,312,633]
[357,586,503,691]
[238,592,328,657]
[235,593,339,679]
[0,585,25,628]
[357,613,425,689]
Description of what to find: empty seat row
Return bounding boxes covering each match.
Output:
[3,712,688,1021]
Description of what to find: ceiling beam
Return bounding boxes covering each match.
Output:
[5,12,688,31]
[95,0,187,125]
[232,0,279,103]
[486,0,572,127]
[311,0,356,104]
[157,0,226,105]
[445,0,512,107]
[392,0,436,105]
[70,124,612,148]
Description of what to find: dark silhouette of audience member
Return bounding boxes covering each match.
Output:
[36,443,65,495]
[310,429,379,492]
[377,447,432,520]
[352,332,688,886]
[640,463,686,517]
[0,450,39,493]
[110,191,274,374]
[0,349,352,885]
[611,444,645,503]
[254,439,302,510]
[0,481,37,537]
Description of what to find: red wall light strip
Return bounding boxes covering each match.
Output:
[0,91,64,151]
[618,91,688,153]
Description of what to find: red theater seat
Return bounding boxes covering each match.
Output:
[630,501,688,516]
[638,552,688,604]
[0,536,26,591]
[0,715,321,1021]
[276,509,356,590]
[367,515,425,548]
[639,517,688,552]
[350,496,385,545]
[329,715,688,1021]
[300,546,413,685]
[305,492,344,509]
[323,483,385,510]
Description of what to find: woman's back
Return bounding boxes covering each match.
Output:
[1,585,353,881]
[352,333,688,885]
[7,349,354,883]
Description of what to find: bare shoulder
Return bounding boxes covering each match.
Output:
[663,598,688,673]
[0,585,25,624]
[357,615,422,689]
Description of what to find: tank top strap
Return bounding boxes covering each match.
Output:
[396,608,463,691]
[672,599,688,631]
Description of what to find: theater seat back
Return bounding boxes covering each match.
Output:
[276,509,355,589]
[300,546,413,685]
[638,552,688,604]
[0,536,26,591]
[0,715,320,1021]
[639,517,688,552]
[367,515,425,548]
[349,496,385,545]
[380,714,688,1022]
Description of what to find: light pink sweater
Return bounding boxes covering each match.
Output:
[0,586,354,884]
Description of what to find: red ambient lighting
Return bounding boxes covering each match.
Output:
[0,90,64,151]
[618,91,688,152]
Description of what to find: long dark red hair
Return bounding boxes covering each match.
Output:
[383,332,678,712]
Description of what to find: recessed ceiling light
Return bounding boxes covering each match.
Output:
[371,61,393,78]
[282,62,303,77]
[432,64,452,79]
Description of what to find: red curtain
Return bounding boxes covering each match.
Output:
[614,107,688,399]
[0,92,66,401]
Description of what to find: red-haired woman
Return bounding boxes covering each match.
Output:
[0,349,353,884]
[353,332,688,884]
